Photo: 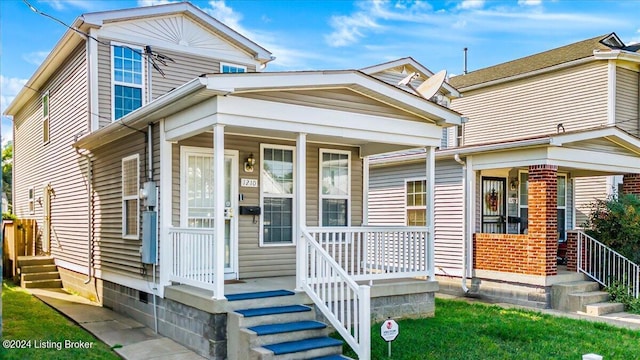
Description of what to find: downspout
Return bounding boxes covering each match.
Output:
[454,154,470,294]
[84,155,93,284]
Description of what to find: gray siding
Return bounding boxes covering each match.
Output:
[97,40,257,129]
[615,67,639,135]
[368,160,464,275]
[13,43,90,267]
[453,62,609,145]
[172,134,362,279]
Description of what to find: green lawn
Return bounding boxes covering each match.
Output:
[339,298,640,360]
[1,281,120,360]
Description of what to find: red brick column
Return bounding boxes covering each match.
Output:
[622,174,640,195]
[566,231,577,271]
[528,165,558,276]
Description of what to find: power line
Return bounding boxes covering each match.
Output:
[22,0,174,77]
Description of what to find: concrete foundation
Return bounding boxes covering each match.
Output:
[58,267,103,304]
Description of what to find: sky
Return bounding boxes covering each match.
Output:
[1,0,639,145]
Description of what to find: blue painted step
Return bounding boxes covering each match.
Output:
[263,336,343,355]
[312,355,351,360]
[236,304,311,318]
[226,289,295,301]
[248,320,326,336]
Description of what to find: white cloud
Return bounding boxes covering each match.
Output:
[44,0,101,11]
[22,51,50,67]
[204,0,246,35]
[0,76,27,115]
[457,0,485,10]
[325,12,381,47]
[518,0,542,6]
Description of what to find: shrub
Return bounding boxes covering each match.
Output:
[2,212,16,221]
[584,194,640,264]
[606,281,640,314]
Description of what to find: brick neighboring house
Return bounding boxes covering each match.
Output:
[368,33,640,307]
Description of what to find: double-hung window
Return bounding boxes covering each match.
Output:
[406,179,427,226]
[221,62,246,73]
[113,45,143,120]
[122,154,139,239]
[320,150,350,227]
[261,145,294,245]
[28,187,35,214]
[42,92,50,144]
[519,172,567,239]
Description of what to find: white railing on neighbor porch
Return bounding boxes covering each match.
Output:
[306,226,429,281]
[576,231,639,299]
[300,230,371,360]
[169,227,217,292]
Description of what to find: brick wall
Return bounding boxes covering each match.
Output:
[474,233,532,274]
[622,173,640,195]
[527,165,558,276]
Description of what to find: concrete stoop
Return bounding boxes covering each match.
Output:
[437,277,549,309]
[226,290,352,360]
[551,280,624,316]
[17,256,62,289]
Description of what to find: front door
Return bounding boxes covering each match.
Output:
[181,147,238,279]
[481,177,506,233]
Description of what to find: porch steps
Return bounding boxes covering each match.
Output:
[311,355,352,360]
[16,256,62,289]
[227,290,350,360]
[551,280,624,316]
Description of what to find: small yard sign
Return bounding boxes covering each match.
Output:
[380,318,399,357]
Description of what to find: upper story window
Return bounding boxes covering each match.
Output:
[456,125,463,147]
[112,45,144,121]
[221,63,246,73]
[320,150,351,227]
[42,92,50,144]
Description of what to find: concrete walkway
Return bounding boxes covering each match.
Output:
[28,288,204,360]
[436,293,640,331]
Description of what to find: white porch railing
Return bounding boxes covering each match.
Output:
[576,231,639,299]
[169,227,217,293]
[306,226,429,281]
[300,229,371,360]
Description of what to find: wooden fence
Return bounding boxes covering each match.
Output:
[2,219,37,278]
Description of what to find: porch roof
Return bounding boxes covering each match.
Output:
[75,70,462,154]
[372,126,640,176]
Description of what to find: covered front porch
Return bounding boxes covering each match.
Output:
[439,126,640,288]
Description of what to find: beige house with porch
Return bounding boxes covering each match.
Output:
[5,2,462,359]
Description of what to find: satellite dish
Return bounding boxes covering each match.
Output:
[397,72,419,86]
[415,69,447,100]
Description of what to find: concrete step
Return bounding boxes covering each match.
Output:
[234,305,316,328]
[551,280,602,311]
[22,279,63,289]
[584,302,626,316]
[21,271,60,281]
[17,256,55,267]
[243,321,330,347]
[252,337,343,360]
[226,291,311,311]
[566,291,610,312]
[19,264,58,274]
[312,355,353,360]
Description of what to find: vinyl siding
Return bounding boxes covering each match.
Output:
[96,39,257,128]
[368,160,464,276]
[573,176,609,228]
[172,133,362,279]
[13,43,90,267]
[452,62,609,145]
[615,67,639,135]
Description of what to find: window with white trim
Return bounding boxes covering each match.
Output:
[42,92,50,144]
[518,172,567,239]
[320,150,350,226]
[261,145,294,245]
[406,179,427,226]
[112,45,143,120]
[28,187,35,214]
[122,154,139,239]
[221,62,246,73]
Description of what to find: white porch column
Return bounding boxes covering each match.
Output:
[213,124,225,299]
[296,133,307,290]
[158,119,172,297]
[465,155,475,278]
[362,156,369,225]
[425,146,436,278]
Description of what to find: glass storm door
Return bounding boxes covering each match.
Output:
[482,177,506,234]
[181,147,238,277]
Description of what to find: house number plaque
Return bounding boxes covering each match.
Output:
[241,178,258,188]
